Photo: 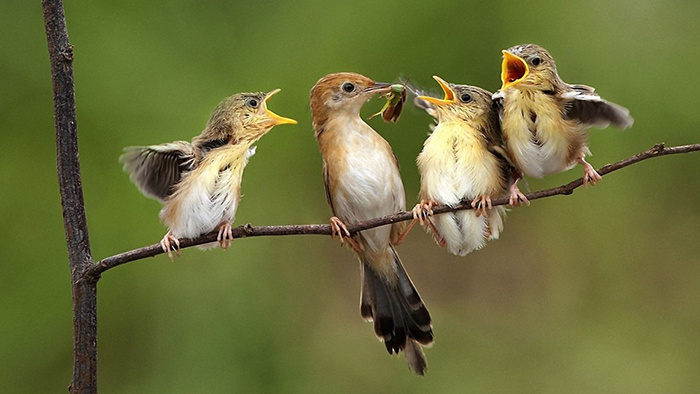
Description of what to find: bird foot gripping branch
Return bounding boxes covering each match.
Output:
[577,156,602,187]
[470,195,493,217]
[329,216,363,253]
[217,222,234,250]
[160,231,180,261]
[508,182,530,207]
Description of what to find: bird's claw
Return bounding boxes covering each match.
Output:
[330,216,362,253]
[583,167,602,187]
[330,216,351,240]
[578,157,602,188]
[412,199,435,225]
[471,195,493,217]
[409,200,444,246]
[508,183,530,207]
[217,222,234,250]
[160,232,181,261]
[395,201,433,245]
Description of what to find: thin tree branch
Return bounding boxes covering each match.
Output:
[87,142,700,279]
[42,0,98,392]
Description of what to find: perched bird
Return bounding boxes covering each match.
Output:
[494,44,633,202]
[310,72,433,375]
[121,90,297,259]
[409,76,511,256]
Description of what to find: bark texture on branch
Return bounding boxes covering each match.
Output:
[87,142,700,279]
[42,0,98,392]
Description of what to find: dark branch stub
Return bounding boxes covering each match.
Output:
[86,142,700,279]
[61,44,74,61]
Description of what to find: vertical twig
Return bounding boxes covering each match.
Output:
[42,0,98,392]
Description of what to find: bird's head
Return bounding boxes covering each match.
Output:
[204,90,297,145]
[500,44,560,91]
[417,76,495,123]
[309,72,394,132]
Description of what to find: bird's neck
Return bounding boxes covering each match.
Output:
[315,113,381,158]
[314,110,366,139]
[431,119,484,144]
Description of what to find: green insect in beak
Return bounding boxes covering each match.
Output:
[369,84,407,123]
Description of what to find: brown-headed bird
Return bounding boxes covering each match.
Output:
[411,76,511,256]
[121,90,296,259]
[494,44,633,201]
[310,72,433,375]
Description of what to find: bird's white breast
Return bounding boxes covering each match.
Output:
[502,90,577,177]
[161,145,250,238]
[418,122,502,205]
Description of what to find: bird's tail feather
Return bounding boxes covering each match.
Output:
[360,246,433,375]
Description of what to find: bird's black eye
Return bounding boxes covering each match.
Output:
[531,57,541,66]
[460,93,472,102]
[342,82,355,93]
[248,98,259,108]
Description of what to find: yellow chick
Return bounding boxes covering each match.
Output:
[310,72,433,375]
[494,44,633,199]
[411,76,511,256]
[121,90,296,259]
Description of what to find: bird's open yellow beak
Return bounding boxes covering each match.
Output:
[263,89,297,125]
[501,50,529,89]
[418,75,455,106]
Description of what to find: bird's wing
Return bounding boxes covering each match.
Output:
[322,163,337,216]
[120,141,196,202]
[561,85,634,129]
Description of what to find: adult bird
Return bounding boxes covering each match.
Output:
[121,90,297,259]
[494,44,633,203]
[310,72,433,375]
[410,76,512,256]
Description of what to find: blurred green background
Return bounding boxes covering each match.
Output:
[2,0,700,392]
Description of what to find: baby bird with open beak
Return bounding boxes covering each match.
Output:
[310,72,433,375]
[494,44,633,202]
[410,76,512,256]
[121,90,297,259]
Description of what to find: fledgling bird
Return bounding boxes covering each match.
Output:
[310,72,433,375]
[409,76,511,256]
[120,90,297,259]
[494,44,634,202]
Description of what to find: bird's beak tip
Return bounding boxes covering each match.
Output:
[419,75,454,106]
[264,89,297,126]
[269,114,298,126]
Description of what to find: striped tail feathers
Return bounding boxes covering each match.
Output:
[360,247,433,375]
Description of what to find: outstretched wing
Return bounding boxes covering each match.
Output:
[561,85,634,129]
[120,141,196,202]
